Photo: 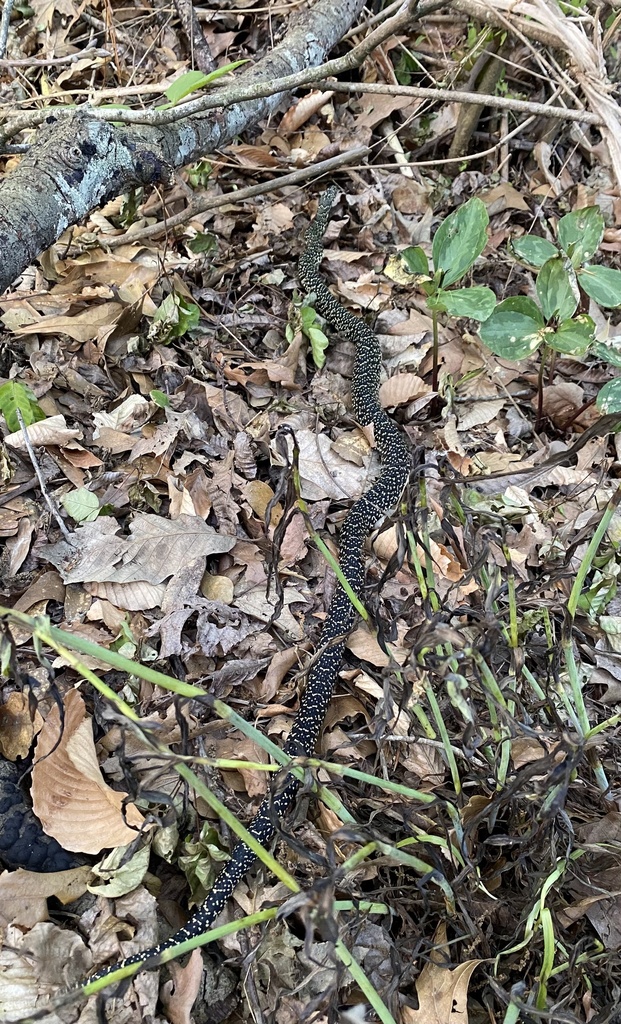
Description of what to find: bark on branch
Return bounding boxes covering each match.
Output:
[0,0,368,294]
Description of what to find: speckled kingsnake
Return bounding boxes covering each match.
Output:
[86,186,410,987]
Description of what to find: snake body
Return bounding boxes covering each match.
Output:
[88,187,410,985]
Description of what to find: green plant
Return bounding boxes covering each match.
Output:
[0,380,46,433]
[478,206,621,420]
[162,61,248,107]
[149,291,201,342]
[287,296,330,368]
[398,197,496,390]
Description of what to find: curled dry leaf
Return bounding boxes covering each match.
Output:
[403,923,481,1023]
[160,948,204,1024]
[3,414,81,451]
[0,921,91,1019]
[379,373,431,409]
[280,90,334,134]
[0,692,44,760]
[32,690,146,854]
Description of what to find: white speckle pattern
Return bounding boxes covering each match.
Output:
[86,186,410,986]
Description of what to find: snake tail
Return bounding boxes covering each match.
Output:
[85,187,410,986]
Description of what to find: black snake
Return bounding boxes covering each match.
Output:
[83,187,411,989]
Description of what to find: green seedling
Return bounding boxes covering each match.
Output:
[0,380,46,433]
[479,206,621,421]
[398,197,496,390]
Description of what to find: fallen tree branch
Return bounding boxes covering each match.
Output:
[0,0,371,292]
[0,0,428,138]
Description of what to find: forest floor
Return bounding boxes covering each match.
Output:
[1,2,621,1023]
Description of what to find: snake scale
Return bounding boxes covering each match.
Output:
[87,186,410,989]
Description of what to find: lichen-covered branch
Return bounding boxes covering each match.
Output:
[0,0,366,294]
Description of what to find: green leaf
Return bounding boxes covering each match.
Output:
[61,487,100,523]
[578,265,621,308]
[432,286,496,321]
[511,235,559,268]
[300,305,317,331]
[0,380,46,433]
[400,246,429,276]
[557,206,604,267]
[596,376,621,413]
[164,60,248,105]
[150,389,171,408]
[153,292,200,337]
[536,257,579,321]
[547,314,596,356]
[187,233,217,255]
[479,296,545,359]
[592,336,621,369]
[432,197,489,287]
[179,823,230,905]
[308,325,329,369]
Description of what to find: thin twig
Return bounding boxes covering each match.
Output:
[105,144,369,248]
[14,410,74,544]
[0,46,111,67]
[312,78,602,126]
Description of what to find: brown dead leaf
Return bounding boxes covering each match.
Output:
[586,895,621,949]
[252,646,305,703]
[558,891,621,929]
[457,399,505,431]
[0,865,91,906]
[511,736,547,769]
[4,414,81,450]
[201,573,235,604]
[355,91,421,129]
[379,373,431,409]
[481,182,529,214]
[160,948,204,1024]
[243,479,283,526]
[0,692,43,760]
[250,203,294,248]
[216,736,269,798]
[84,579,166,611]
[403,923,481,1023]
[32,690,145,854]
[347,625,407,668]
[403,742,446,786]
[15,302,126,344]
[43,512,235,586]
[94,393,152,434]
[0,920,91,1017]
[5,516,33,575]
[278,511,308,569]
[280,91,332,134]
[540,382,585,426]
[287,428,370,501]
